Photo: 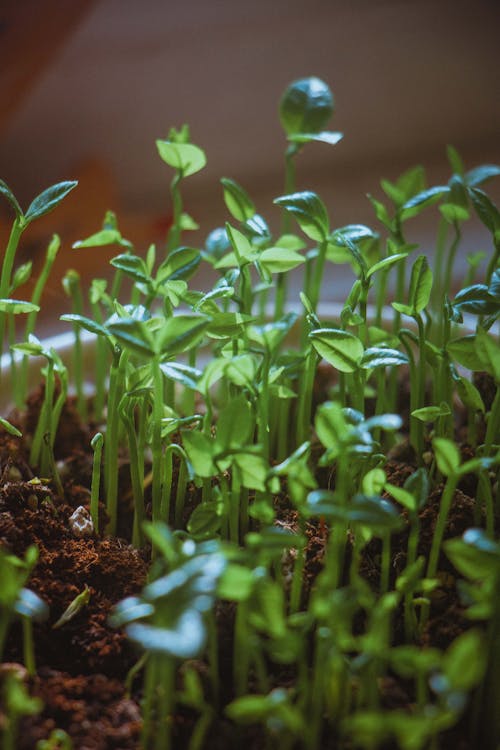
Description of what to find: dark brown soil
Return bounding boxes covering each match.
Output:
[0,381,493,749]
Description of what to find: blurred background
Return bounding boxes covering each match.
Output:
[1,0,499,332]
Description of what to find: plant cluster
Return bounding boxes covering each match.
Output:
[1,77,499,750]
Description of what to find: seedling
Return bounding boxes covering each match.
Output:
[0,75,499,750]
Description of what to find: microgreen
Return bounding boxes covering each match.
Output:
[1,76,500,750]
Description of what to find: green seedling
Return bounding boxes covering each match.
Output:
[2,75,500,750]
[53,585,91,629]
[110,525,226,750]
[0,546,48,677]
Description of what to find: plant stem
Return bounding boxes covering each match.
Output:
[0,218,23,360]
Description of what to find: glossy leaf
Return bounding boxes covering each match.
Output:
[274,191,329,242]
[0,299,39,314]
[73,228,123,249]
[465,164,500,187]
[232,452,268,491]
[157,247,201,282]
[432,437,460,476]
[469,187,500,233]
[310,327,363,373]
[411,402,451,422]
[221,177,255,222]
[452,284,499,316]
[400,186,449,219]
[110,254,150,284]
[360,347,408,370]
[409,255,433,313]
[279,77,333,137]
[182,430,215,478]
[366,252,408,280]
[0,417,22,438]
[289,130,343,146]
[216,395,254,450]
[156,140,206,177]
[0,179,23,219]
[24,181,78,224]
[259,246,304,273]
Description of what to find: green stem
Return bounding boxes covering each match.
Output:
[90,433,103,536]
[22,617,36,676]
[152,356,165,524]
[167,173,183,253]
[484,385,500,454]
[295,348,318,448]
[104,349,122,535]
[0,218,23,359]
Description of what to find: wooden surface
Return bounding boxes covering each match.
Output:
[0,0,97,136]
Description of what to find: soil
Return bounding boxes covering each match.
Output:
[0,373,494,749]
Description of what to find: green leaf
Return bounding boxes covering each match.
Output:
[217,564,255,601]
[441,629,487,692]
[475,326,500,381]
[221,177,256,222]
[0,299,39,314]
[187,501,222,539]
[310,328,363,373]
[157,314,210,357]
[411,402,451,422]
[181,430,215,478]
[408,255,433,313]
[439,203,469,224]
[216,395,254,450]
[447,145,465,176]
[447,335,482,371]
[157,246,201,282]
[469,187,500,233]
[11,261,33,291]
[224,354,258,388]
[0,179,23,219]
[232,452,268,491]
[110,254,150,284]
[280,77,333,137]
[452,284,499,316]
[400,186,449,219]
[24,181,77,224]
[159,362,201,391]
[274,191,329,242]
[126,610,206,658]
[259,246,304,273]
[465,164,500,187]
[404,468,429,510]
[52,585,91,629]
[206,312,253,339]
[288,130,343,146]
[107,317,155,358]
[367,194,392,230]
[156,140,206,177]
[366,252,408,280]
[455,375,485,413]
[362,468,386,496]
[72,228,123,249]
[444,528,500,580]
[384,483,417,513]
[360,347,408,370]
[432,437,460,476]
[0,417,22,438]
[60,313,111,341]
